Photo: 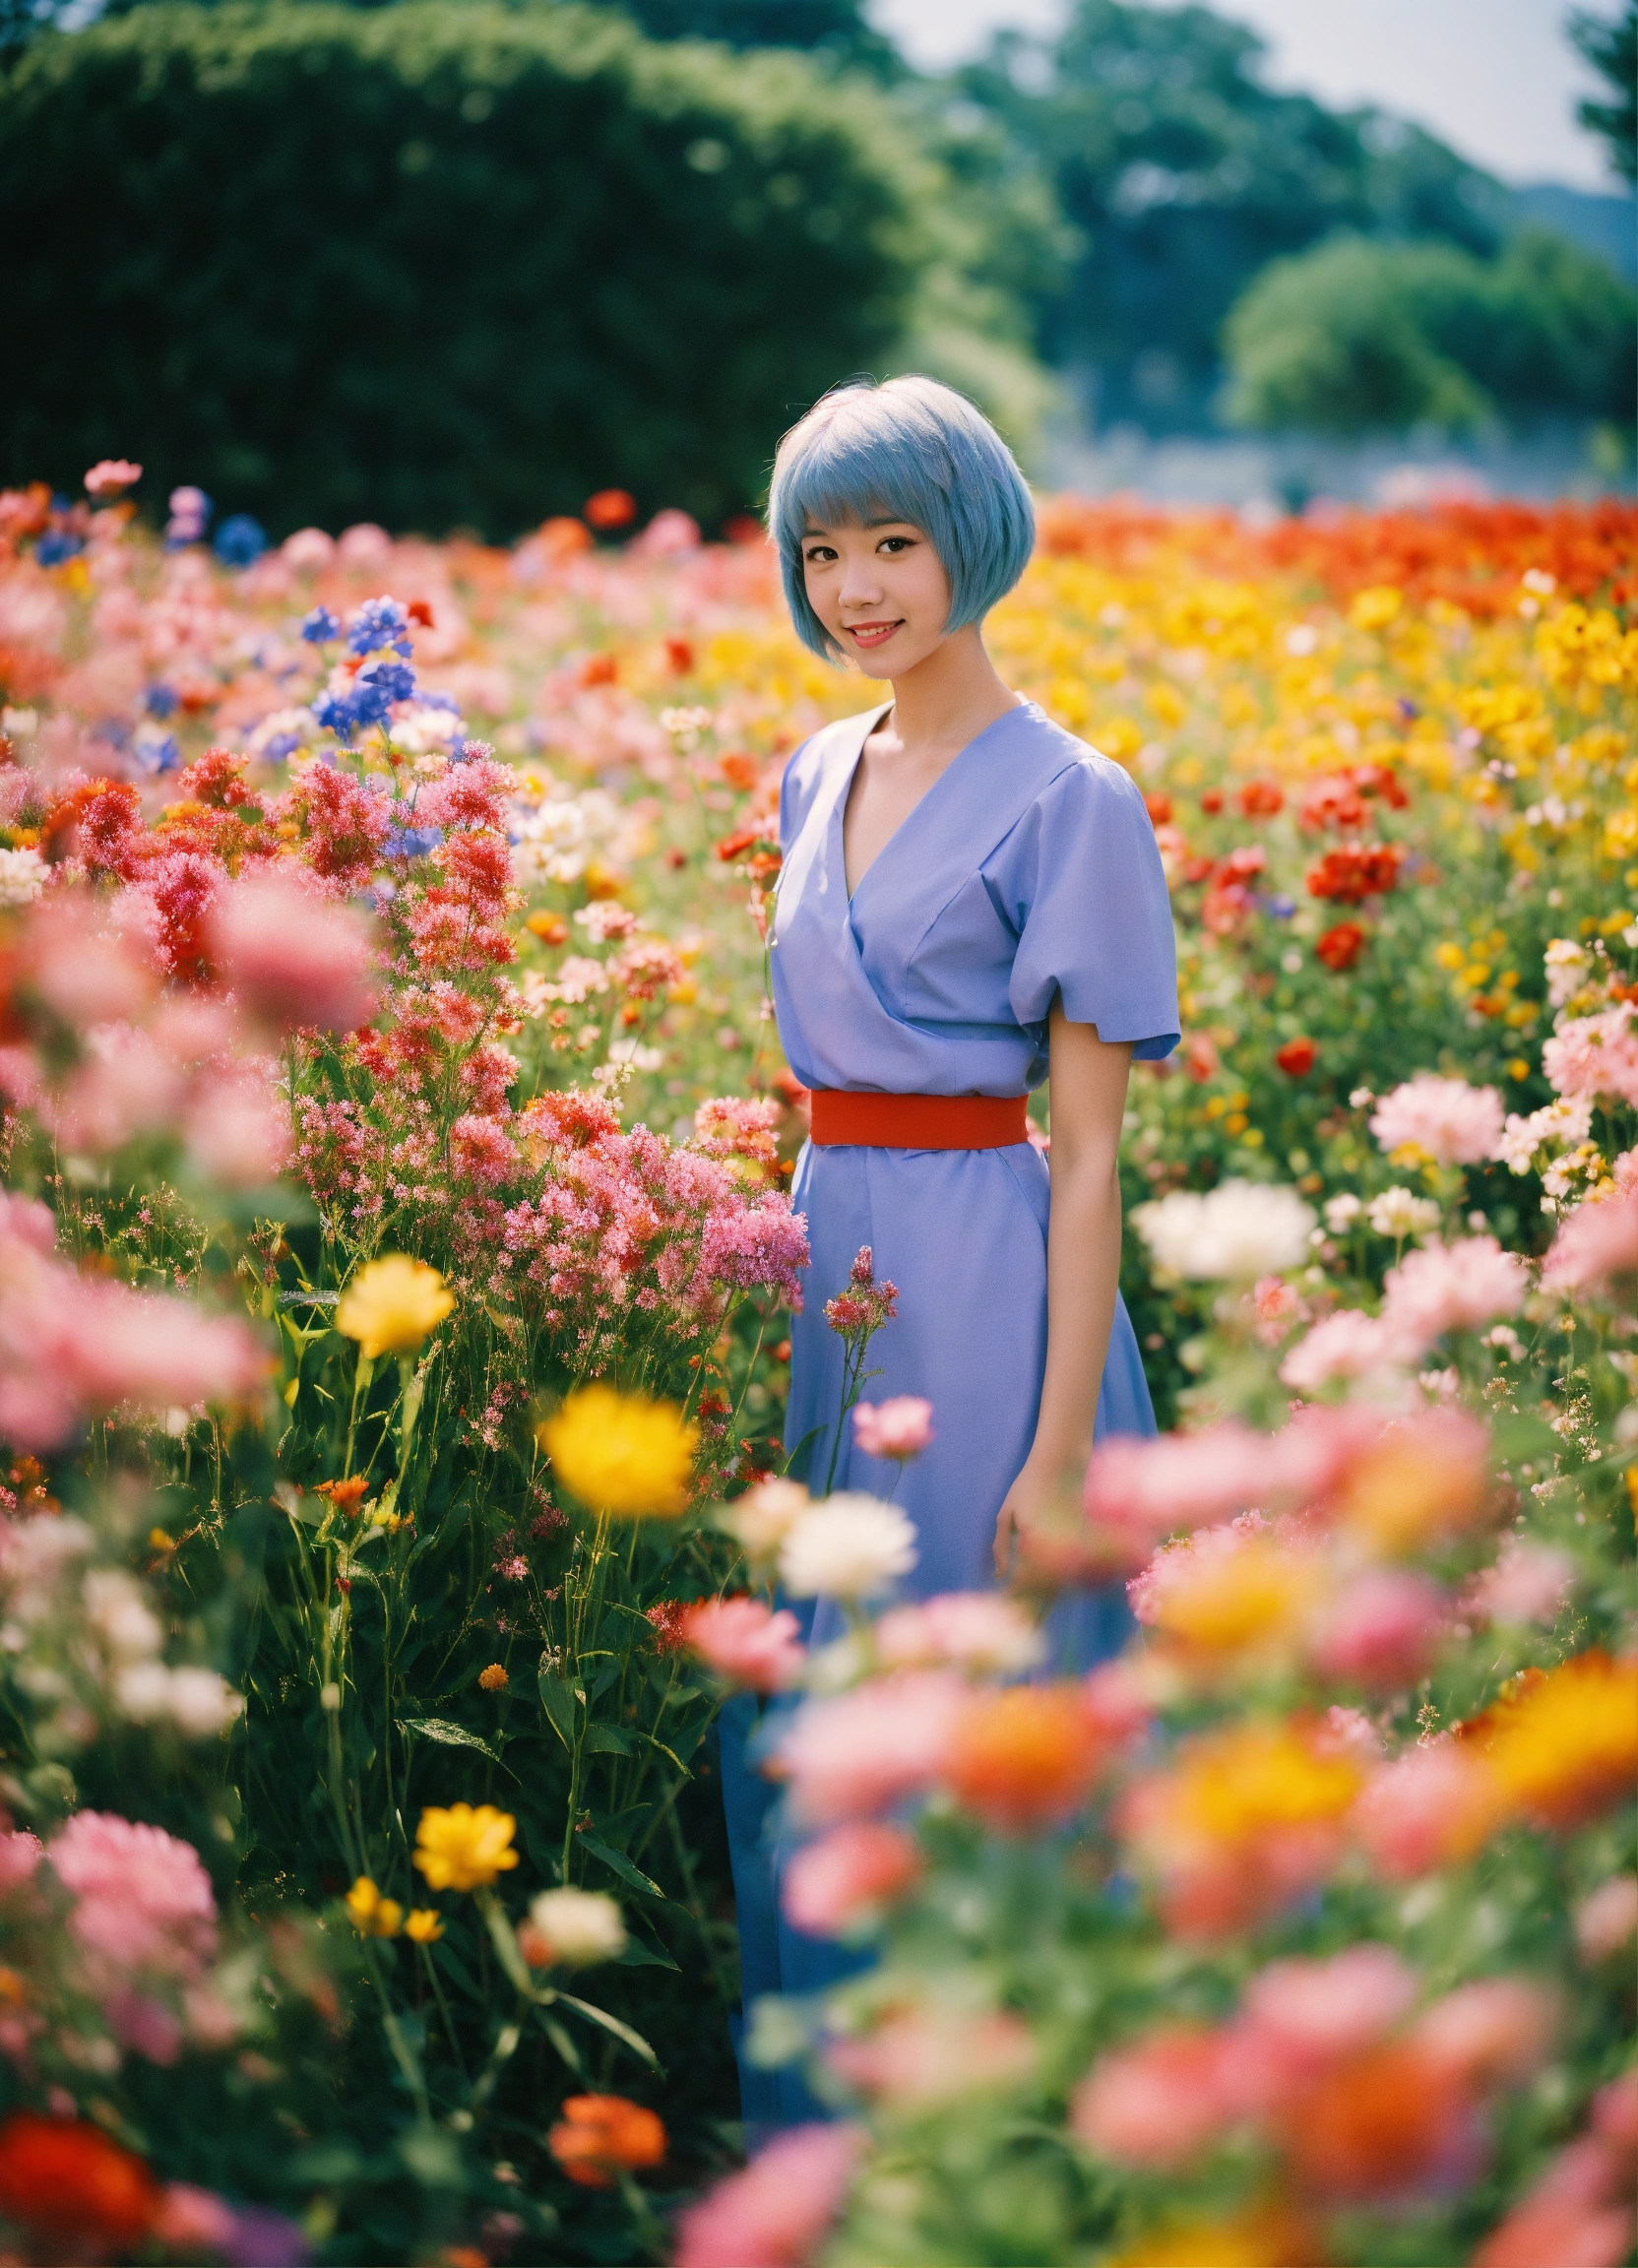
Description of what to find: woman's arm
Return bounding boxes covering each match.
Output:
[994,1005,1134,1573]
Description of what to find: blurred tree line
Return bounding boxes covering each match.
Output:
[0,0,1631,536]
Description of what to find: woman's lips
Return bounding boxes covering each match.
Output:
[847,619,901,649]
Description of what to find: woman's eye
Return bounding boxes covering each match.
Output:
[878,536,913,554]
[804,545,836,565]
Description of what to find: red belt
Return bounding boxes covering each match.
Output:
[808,1091,1029,1150]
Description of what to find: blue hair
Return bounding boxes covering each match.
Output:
[768,375,1036,662]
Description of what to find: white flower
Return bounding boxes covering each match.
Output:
[1364,1186,1441,1240]
[114,1659,243,1735]
[1493,1095,1594,1175]
[1323,1192,1364,1233]
[779,1492,917,1600]
[83,1569,162,1662]
[721,1477,809,1564]
[1132,1179,1316,1281]
[165,1667,244,1736]
[527,1886,626,1966]
[0,849,44,908]
[1544,937,1591,1009]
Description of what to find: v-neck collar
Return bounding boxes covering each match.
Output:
[838,698,1037,906]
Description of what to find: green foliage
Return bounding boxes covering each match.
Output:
[1570,2,1637,186]
[954,0,1513,432]
[614,0,899,76]
[0,2,923,536]
[1224,228,1638,438]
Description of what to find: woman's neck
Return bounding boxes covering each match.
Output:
[880,623,1020,758]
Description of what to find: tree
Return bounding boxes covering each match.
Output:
[614,0,898,74]
[1570,4,1636,186]
[1223,229,1637,437]
[0,2,925,536]
[953,0,1511,433]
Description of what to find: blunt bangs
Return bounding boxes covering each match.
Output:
[768,375,1036,661]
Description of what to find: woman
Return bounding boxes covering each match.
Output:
[722,375,1178,2127]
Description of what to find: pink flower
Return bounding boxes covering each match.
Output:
[851,1396,934,1459]
[1574,1874,1638,1963]
[1463,1539,1575,1627]
[781,1822,922,1937]
[773,1672,965,1825]
[208,868,377,1034]
[672,2123,863,2268]
[1413,1978,1556,2090]
[1070,2025,1241,2168]
[1280,1305,1399,1390]
[873,1591,1042,1676]
[1544,1003,1638,1108]
[825,2006,1035,2106]
[155,2185,239,2255]
[1380,1233,1528,1349]
[1076,1420,1273,1573]
[49,1812,218,1979]
[1235,1946,1418,2105]
[1249,1273,1307,1344]
[184,1072,292,1187]
[679,1596,804,1693]
[450,1113,518,1188]
[1369,1074,1504,1165]
[84,459,143,498]
[0,1830,42,1897]
[1307,1568,1446,1690]
[1542,1191,1638,1292]
[1352,1737,1503,1879]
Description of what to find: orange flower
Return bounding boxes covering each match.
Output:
[944,1685,1105,1832]
[0,2112,159,2255]
[477,1662,508,1692]
[548,2094,666,2188]
[1280,2040,1480,2202]
[1460,1651,1638,1830]
[1104,2205,1325,2267]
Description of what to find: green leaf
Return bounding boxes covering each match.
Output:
[538,2011,584,2075]
[537,1662,577,1752]
[614,1934,680,1973]
[398,1718,506,1768]
[481,1898,536,1997]
[584,1722,633,1755]
[553,1987,660,2071]
[577,1832,664,1901]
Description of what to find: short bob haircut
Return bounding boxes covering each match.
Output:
[767,374,1035,662]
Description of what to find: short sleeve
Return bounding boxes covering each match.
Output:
[1000,756,1179,1059]
[779,734,821,854]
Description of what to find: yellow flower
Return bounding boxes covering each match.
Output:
[405,1909,445,1943]
[1468,1651,1638,1830]
[412,1802,520,1892]
[477,1662,508,1692]
[345,1876,403,1936]
[537,1383,698,1518]
[336,1255,455,1359]
[1105,2207,1318,2268]
[1168,1722,1363,1845]
[1350,584,1403,632]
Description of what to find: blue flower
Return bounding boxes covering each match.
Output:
[346,677,393,734]
[300,605,341,645]
[355,656,415,705]
[134,726,181,776]
[49,493,76,516]
[1260,893,1296,919]
[417,690,462,715]
[145,682,177,719]
[34,531,85,567]
[261,731,303,764]
[386,824,443,861]
[214,513,268,568]
[346,597,412,659]
[311,689,358,742]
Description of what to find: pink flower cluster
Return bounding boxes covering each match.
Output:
[1543,1002,1638,1108]
[1073,1947,1553,2206]
[851,1395,934,1460]
[1369,1073,1505,1165]
[1281,1234,1527,1390]
[0,1193,264,1447]
[679,1595,805,1692]
[673,2122,862,2268]
[48,1811,220,2065]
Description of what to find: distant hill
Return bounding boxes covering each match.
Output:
[1512,183,1637,284]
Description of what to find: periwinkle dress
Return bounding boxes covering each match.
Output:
[721,698,1179,2129]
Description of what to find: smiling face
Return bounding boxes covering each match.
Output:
[800,516,954,680]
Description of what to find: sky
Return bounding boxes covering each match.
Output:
[867,0,1628,191]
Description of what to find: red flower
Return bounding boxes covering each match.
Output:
[1236,778,1285,817]
[1306,843,1405,903]
[584,488,637,531]
[0,2112,159,2255]
[1277,1036,1317,1077]
[1199,788,1224,815]
[1143,791,1173,826]
[1316,921,1367,972]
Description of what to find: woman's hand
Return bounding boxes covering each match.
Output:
[993,1459,1054,1577]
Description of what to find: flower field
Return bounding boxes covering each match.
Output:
[0,468,1632,2267]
